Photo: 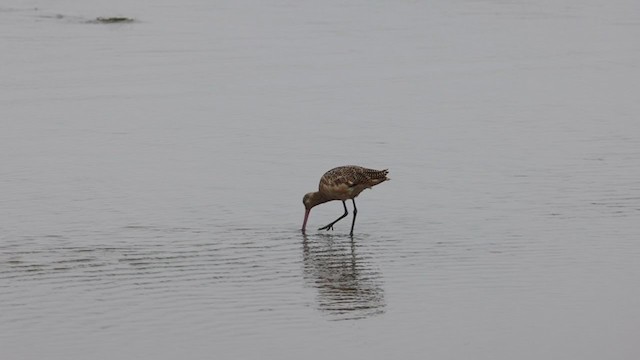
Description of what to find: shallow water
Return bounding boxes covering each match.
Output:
[2,0,640,359]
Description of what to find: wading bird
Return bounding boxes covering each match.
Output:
[302,166,389,236]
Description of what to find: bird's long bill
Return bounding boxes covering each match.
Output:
[302,209,311,233]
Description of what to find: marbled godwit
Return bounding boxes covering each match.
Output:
[302,166,389,236]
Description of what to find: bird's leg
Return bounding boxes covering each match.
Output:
[349,199,358,236]
[318,201,349,231]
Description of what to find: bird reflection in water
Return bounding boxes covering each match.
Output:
[302,234,385,320]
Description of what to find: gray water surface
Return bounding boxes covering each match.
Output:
[2,0,640,359]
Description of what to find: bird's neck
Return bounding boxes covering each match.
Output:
[308,191,331,208]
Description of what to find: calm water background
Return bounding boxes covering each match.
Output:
[2,0,640,359]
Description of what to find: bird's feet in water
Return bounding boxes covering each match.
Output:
[318,224,334,231]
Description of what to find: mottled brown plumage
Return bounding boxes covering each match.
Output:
[302,166,389,236]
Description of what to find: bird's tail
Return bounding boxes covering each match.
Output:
[366,168,390,185]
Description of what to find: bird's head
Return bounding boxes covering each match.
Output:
[301,192,331,233]
[302,192,315,210]
[301,192,321,233]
